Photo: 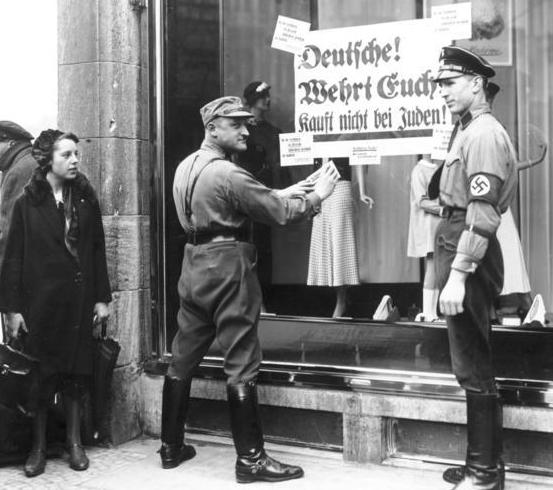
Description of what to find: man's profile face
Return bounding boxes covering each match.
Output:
[438,75,477,116]
[210,117,249,153]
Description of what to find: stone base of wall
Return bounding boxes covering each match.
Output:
[140,374,553,469]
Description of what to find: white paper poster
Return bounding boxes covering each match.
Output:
[294,18,447,157]
[431,2,472,42]
[279,133,313,166]
[431,124,455,160]
[271,15,311,55]
[349,144,381,166]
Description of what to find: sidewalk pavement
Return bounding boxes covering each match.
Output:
[2,434,552,490]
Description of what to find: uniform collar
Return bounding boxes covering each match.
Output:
[459,102,491,129]
[200,140,227,159]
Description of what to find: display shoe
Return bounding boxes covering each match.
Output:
[235,449,304,484]
[159,442,196,469]
[24,449,46,477]
[68,444,89,471]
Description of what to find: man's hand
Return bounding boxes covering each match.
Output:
[276,180,314,199]
[439,269,468,316]
[313,162,340,200]
[5,312,27,341]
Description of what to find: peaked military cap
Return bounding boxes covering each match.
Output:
[200,96,253,126]
[433,45,495,82]
[0,121,33,141]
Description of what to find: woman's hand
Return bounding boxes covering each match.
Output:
[5,312,27,340]
[276,180,315,199]
[93,302,110,325]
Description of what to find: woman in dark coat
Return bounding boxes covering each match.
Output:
[0,129,111,477]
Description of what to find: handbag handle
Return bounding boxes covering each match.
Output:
[101,319,108,339]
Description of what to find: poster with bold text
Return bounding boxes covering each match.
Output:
[294,18,448,158]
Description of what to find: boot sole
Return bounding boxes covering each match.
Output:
[236,469,304,484]
[161,447,197,469]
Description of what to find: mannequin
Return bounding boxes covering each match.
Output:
[407,154,442,321]
[307,158,373,318]
[239,81,289,312]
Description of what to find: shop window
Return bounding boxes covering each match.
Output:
[157,0,553,358]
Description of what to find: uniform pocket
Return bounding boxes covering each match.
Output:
[436,234,458,252]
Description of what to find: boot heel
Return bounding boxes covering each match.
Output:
[236,472,256,484]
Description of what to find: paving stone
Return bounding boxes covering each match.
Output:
[2,436,551,490]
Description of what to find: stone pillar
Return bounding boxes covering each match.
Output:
[343,395,385,463]
[58,0,150,444]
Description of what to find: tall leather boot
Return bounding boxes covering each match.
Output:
[159,375,196,469]
[227,380,304,484]
[24,408,47,477]
[444,395,505,488]
[452,392,503,490]
[64,389,89,471]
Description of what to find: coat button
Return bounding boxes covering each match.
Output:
[74,272,83,284]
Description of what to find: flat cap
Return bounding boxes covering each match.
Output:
[0,121,33,141]
[243,81,271,105]
[433,45,495,82]
[200,96,253,126]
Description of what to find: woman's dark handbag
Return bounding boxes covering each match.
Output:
[83,319,120,443]
[0,340,40,416]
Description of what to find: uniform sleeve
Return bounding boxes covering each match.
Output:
[452,129,507,273]
[173,163,190,232]
[0,160,35,267]
[225,165,320,226]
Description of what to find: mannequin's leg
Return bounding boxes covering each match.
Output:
[332,286,347,318]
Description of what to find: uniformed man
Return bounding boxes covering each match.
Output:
[433,46,517,490]
[160,96,339,483]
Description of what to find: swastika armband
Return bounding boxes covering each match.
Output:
[467,173,502,206]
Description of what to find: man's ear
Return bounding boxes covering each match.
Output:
[206,122,217,137]
[472,75,484,94]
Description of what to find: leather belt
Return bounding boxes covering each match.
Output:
[441,205,466,218]
[187,228,249,245]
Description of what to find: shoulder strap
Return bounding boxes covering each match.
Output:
[184,155,218,223]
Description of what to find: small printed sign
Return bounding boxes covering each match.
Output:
[431,125,455,160]
[431,2,472,42]
[271,15,311,55]
[279,133,313,166]
[349,144,381,166]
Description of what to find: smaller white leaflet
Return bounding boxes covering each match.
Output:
[271,15,311,55]
[431,124,455,160]
[279,133,313,166]
[431,2,472,42]
[349,144,380,166]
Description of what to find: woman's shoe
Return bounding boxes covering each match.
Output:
[24,449,46,477]
[68,443,89,471]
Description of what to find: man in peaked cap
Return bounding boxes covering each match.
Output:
[432,47,517,490]
[0,122,36,276]
[160,96,339,483]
